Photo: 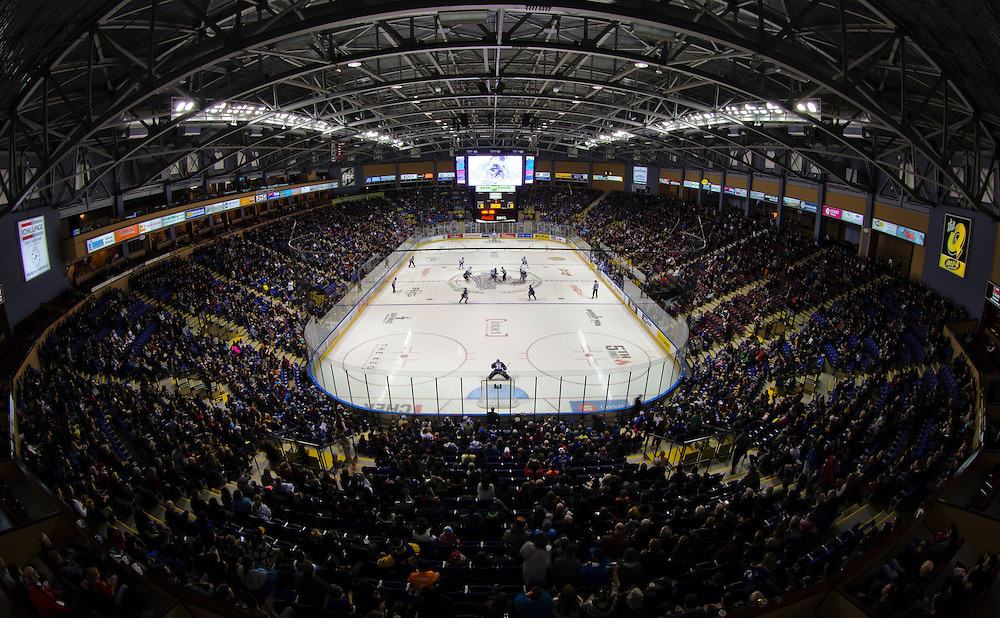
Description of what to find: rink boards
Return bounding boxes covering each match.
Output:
[309,236,683,415]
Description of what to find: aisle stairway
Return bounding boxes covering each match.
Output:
[575,190,608,222]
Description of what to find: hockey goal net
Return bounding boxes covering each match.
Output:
[479,378,518,410]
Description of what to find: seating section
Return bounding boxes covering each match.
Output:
[4,189,983,618]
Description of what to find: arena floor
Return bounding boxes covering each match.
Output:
[312,238,679,415]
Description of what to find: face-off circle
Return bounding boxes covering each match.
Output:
[341,332,467,386]
[447,271,543,293]
[526,332,653,385]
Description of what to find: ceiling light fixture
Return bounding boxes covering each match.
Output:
[347,61,362,68]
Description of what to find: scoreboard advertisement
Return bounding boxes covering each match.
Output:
[475,195,518,222]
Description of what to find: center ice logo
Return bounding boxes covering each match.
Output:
[485,318,509,337]
[606,344,633,366]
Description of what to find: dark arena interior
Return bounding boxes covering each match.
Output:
[2,2,1000,617]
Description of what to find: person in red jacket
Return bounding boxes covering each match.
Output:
[23,567,71,618]
[820,453,838,487]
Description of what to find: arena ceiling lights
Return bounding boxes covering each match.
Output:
[170,99,345,137]
[0,0,997,216]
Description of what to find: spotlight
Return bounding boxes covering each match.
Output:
[634,62,649,69]
[347,61,362,68]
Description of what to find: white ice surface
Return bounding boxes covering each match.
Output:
[313,239,679,414]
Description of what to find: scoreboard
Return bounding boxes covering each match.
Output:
[475,195,518,222]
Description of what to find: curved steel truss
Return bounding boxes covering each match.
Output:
[0,0,996,215]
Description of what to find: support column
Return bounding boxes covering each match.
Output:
[813,178,826,243]
[718,168,726,213]
[744,171,752,217]
[696,168,704,206]
[859,190,876,257]
[776,175,786,229]
[113,194,125,219]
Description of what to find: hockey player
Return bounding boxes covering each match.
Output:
[392,277,397,293]
[459,257,465,269]
[522,256,528,266]
[501,267,507,282]
[488,358,510,380]
[460,288,469,304]
[528,285,537,300]
[491,267,498,281]
[592,280,599,299]
[463,268,472,281]
[520,267,527,283]
[408,255,416,268]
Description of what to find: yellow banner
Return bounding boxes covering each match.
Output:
[938,213,972,278]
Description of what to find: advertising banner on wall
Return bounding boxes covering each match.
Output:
[939,213,972,278]
[18,216,51,281]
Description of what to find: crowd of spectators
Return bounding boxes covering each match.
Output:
[851,524,997,616]
[3,187,987,617]
[523,186,602,222]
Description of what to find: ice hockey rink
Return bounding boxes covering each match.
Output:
[311,238,682,415]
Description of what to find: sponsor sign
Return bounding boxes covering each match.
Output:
[939,213,972,278]
[86,232,116,254]
[822,205,864,225]
[18,215,50,281]
[114,224,139,243]
[138,218,163,234]
[162,212,186,226]
[184,206,206,219]
[571,399,631,413]
[986,280,1000,309]
[871,218,925,246]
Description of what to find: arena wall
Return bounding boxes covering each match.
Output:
[0,206,67,328]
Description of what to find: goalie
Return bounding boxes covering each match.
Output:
[488,358,510,381]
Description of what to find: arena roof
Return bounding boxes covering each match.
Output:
[0,0,997,216]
